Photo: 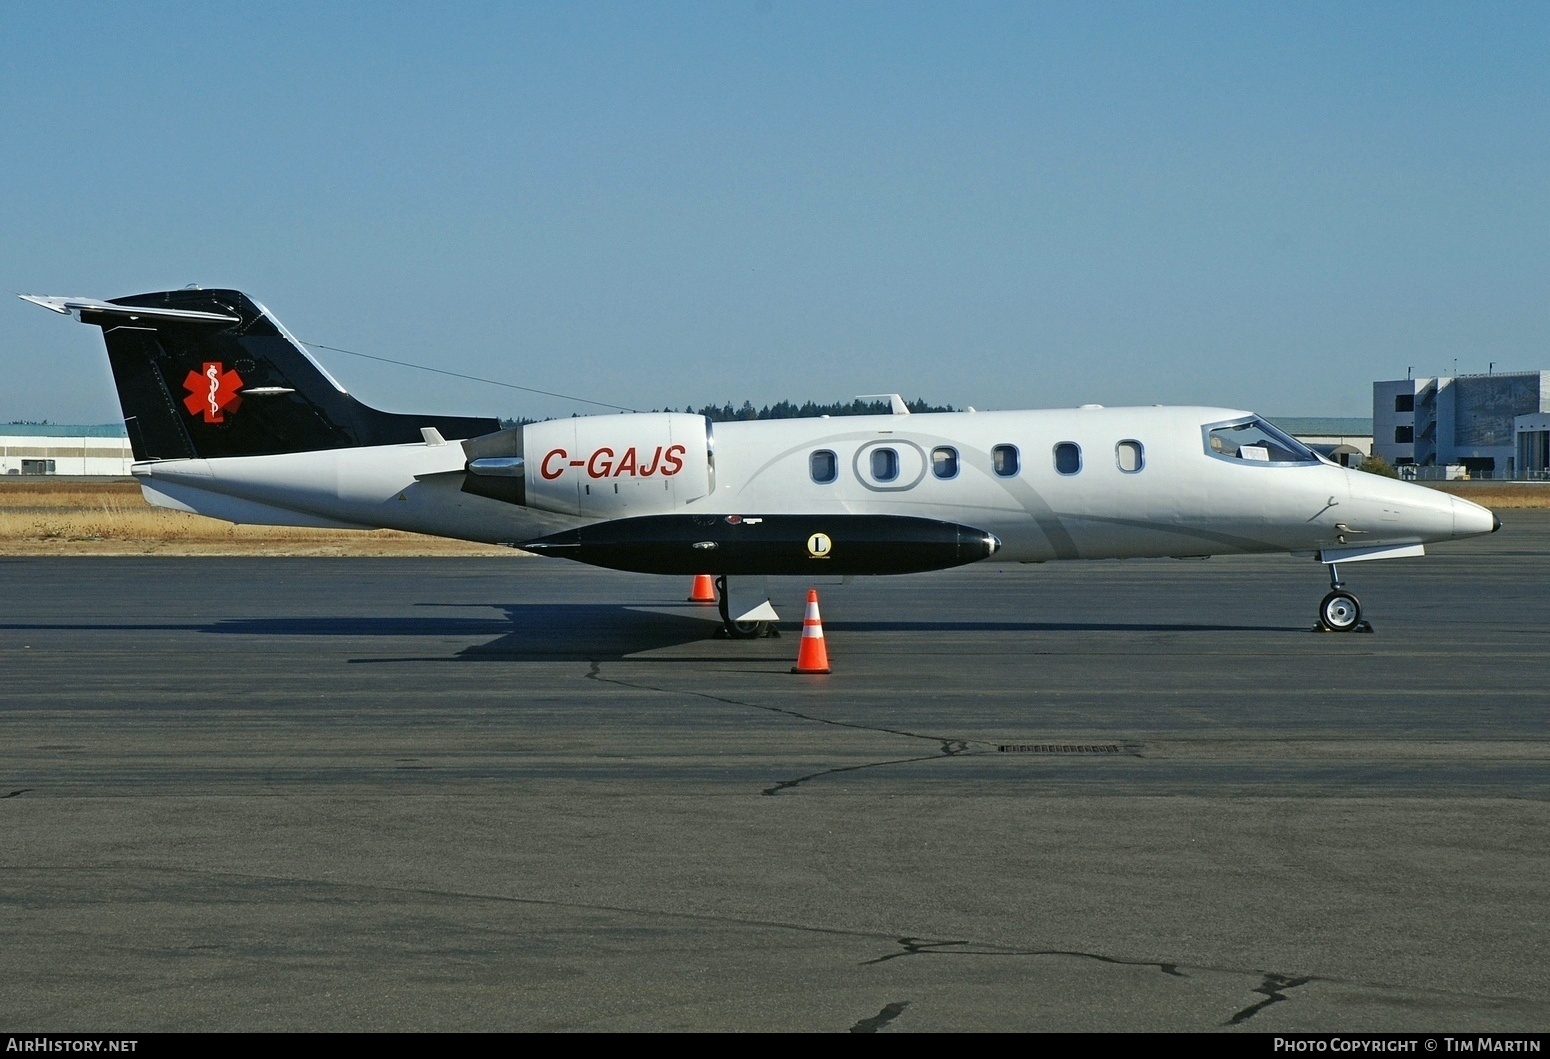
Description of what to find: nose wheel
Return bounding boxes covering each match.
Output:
[1320,589,1362,631]
[1316,563,1373,633]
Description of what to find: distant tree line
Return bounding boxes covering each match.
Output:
[500,397,954,430]
[671,397,956,421]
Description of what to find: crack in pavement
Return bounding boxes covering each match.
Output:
[760,744,967,797]
[584,661,981,794]
[32,862,928,947]
[849,1000,910,1033]
[861,937,1335,1028]
[18,865,1496,1030]
[1224,972,1316,1026]
[861,936,1185,978]
[583,661,969,745]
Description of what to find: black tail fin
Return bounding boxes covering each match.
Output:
[35,288,499,461]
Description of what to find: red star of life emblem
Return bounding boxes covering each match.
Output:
[182,361,244,423]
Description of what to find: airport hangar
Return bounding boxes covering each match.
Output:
[0,422,133,476]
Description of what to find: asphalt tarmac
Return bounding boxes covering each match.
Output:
[3,513,1548,1032]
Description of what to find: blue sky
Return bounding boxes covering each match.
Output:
[2,1,1545,424]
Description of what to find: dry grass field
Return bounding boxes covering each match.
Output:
[1,477,1543,557]
[1428,482,1550,508]
[0,479,510,556]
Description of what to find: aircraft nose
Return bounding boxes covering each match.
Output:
[1449,494,1498,540]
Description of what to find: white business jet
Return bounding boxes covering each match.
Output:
[23,289,1498,637]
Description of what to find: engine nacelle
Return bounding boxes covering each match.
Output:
[521,413,712,518]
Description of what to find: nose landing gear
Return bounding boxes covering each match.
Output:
[1317,562,1373,633]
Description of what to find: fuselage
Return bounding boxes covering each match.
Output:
[26,286,1498,618]
[130,404,1497,565]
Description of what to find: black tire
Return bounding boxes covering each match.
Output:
[1319,590,1361,632]
[724,619,770,639]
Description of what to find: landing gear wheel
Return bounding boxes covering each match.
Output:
[1319,590,1362,632]
[724,619,771,640]
[714,575,775,639]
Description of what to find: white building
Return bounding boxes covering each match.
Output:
[1374,373,1550,479]
[1,425,134,476]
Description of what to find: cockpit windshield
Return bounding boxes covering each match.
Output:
[1203,417,1319,465]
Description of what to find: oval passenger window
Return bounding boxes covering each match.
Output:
[810,449,837,484]
[871,447,899,482]
[1054,442,1081,475]
[992,444,1019,477]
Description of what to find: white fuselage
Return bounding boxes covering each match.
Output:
[130,405,1497,563]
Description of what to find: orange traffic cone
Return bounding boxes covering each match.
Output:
[687,574,717,604]
[791,589,832,674]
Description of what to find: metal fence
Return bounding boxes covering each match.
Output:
[1399,466,1550,483]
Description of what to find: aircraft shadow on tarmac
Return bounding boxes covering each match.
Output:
[214,603,1296,663]
[181,604,725,662]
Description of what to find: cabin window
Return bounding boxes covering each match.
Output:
[1116,440,1144,473]
[992,444,1020,477]
[1203,417,1319,465]
[871,447,900,482]
[931,446,959,479]
[1054,442,1082,475]
[810,449,838,484]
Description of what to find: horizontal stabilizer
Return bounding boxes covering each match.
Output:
[20,294,240,325]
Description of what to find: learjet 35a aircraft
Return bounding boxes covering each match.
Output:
[24,288,1499,637]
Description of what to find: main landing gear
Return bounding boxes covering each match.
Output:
[715,575,779,639]
[1317,562,1373,633]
